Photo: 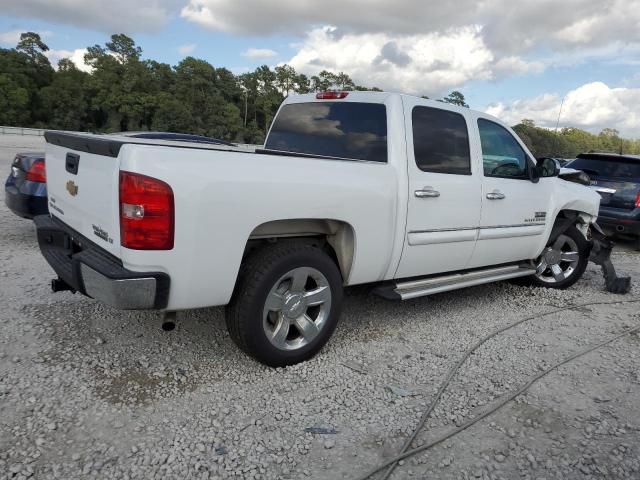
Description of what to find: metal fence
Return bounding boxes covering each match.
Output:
[0,126,45,136]
[0,127,261,151]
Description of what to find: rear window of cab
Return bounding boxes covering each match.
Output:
[265,102,388,162]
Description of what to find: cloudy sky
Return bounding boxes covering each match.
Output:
[2,0,639,136]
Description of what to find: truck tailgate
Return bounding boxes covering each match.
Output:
[44,135,121,257]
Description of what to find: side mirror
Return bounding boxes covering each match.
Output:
[536,157,561,178]
[528,162,540,183]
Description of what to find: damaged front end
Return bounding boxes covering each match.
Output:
[551,165,632,294]
[588,223,632,294]
[547,210,631,294]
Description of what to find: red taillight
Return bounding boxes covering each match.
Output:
[636,192,640,208]
[316,91,349,100]
[26,159,46,183]
[119,171,174,250]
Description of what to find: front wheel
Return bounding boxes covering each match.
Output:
[225,242,343,367]
[529,225,590,289]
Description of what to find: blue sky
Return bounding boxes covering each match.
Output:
[2,0,639,137]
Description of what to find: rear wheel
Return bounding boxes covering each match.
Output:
[225,242,343,367]
[529,225,590,289]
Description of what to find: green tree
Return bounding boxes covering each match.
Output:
[106,34,142,64]
[0,72,30,125]
[0,33,53,126]
[253,65,283,136]
[16,32,50,67]
[275,64,297,95]
[334,71,355,90]
[40,58,91,130]
[2,30,639,154]
[84,35,159,131]
[149,92,191,132]
[295,73,311,93]
[317,70,337,91]
[442,91,469,108]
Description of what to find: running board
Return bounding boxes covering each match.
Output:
[374,264,536,300]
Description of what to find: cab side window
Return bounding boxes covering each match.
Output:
[412,106,471,175]
[478,119,529,179]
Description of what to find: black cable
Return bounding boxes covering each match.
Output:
[361,298,640,480]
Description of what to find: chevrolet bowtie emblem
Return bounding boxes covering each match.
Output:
[66,180,78,196]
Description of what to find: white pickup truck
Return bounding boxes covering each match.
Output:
[36,91,602,366]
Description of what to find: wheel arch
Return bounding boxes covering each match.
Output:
[550,208,595,241]
[247,219,356,283]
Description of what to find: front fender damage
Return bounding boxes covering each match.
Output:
[588,223,631,294]
[548,214,630,294]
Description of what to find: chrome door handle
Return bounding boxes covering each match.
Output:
[486,190,505,200]
[415,188,440,198]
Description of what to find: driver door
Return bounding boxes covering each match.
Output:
[467,118,552,268]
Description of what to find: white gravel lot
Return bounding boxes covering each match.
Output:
[1,135,640,480]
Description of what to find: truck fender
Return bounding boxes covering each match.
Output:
[547,211,631,294]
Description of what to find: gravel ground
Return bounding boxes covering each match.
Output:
[1,135,640,480]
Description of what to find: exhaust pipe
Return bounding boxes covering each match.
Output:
[616,225,625,232]
[162,311,176,331]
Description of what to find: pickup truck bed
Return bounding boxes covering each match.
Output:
[41,126,399,310]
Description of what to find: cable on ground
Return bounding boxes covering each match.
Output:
[357,298,640,480]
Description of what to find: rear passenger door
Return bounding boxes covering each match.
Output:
[396,99,482,278]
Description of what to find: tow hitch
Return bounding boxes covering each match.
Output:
[589,223,631,294]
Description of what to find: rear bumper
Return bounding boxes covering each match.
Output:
[4,183,48,219]
[34,215,170,309]
[598,207,640,236]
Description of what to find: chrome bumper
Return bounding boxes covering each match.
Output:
[35,215,170,310]
[80,264,158,309]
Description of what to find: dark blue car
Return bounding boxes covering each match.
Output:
[4,132,236,220]
[4,152,48,219]
[566,152,640,250]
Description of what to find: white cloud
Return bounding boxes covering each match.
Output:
[178,43,196,55]
[0,29,53,47]
[286,25,539,95]
[242,48,278,59]
[486,82,640,137]
[0,30,24,46]
[4,0,181,34]
[181,0,640,54]
[181,0,640,95]
[45,48,92,73]
[492,56,545,77]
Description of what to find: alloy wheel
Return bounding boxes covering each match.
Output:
[262,267,332,351]
[534,234,580,284]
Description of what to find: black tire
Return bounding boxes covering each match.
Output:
[635,236,640,252]
[225,241,343,367]
[527,225,590,290]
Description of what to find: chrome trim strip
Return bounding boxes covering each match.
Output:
[478,224,545,240]
[591,187,616,194]
[483,222,546,229]
[408,229,477,246]
[258,148,387,164]
[408,222,546,235]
